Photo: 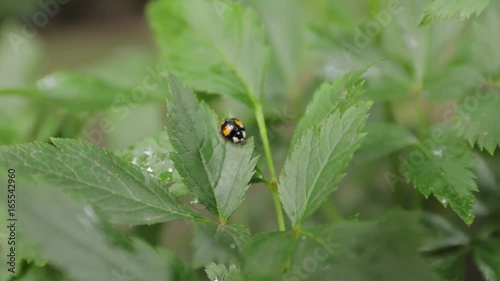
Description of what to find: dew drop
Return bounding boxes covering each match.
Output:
[83,205,97,222]
[432,148,443,158]
[37,75,58,89]
[190,198,199,205]
[230,243,236,249]
[405,36,417,49]
[301,235,307,240]
[146,167,153,173]
[143,149,153,157]
[167,168,174,173]
[440,199,447,205]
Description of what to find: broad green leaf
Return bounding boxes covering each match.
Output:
[243,232,294,280]
[82,49,168,102]
[193,223,250,268]
[118,131,181,186]
[419,212,469,252]
[206,263,243,281]
[475,156,500,214]
[291,69,366,145]
[424,65,480,101]
[0,139,199,225]
[456,88,500,154]
[474,239,500,281]
[279,102,371,226]
[357,122,417,162]
[420,0,490,25]
[403,135,478,224]
[167,76,258,222]
[245,0,303,84]
[148,0,269,106]
[36,72,138,112]
[468,1,500,74]
[17,184,192,281]
[426,250,467,281]
[244,211,439,281]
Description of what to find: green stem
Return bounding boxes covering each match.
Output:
[271,186,286,231]
[413,86,427,137]
[254,103,285,231]
[254,104,278,182]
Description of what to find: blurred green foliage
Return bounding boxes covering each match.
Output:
[0,0,499,280]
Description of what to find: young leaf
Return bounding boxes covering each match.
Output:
[0,139,199,225]
[118,131,180,186]
[420,0,490,26]
[17,184,193,281]
[474,239,500,281]
[291,69,366,145]
[206,263,243,281]
[193,223,250,268]
[279,102,371,226]
[244,212,439,281]
[148,0,269,106]
[456,88,500,154]
[357,122,417,162]
[167,76,258,222]
[403,135,478,224]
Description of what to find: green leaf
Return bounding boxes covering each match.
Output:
[17,184,192,281]
[357,122,417,162]
[419,212,469,252]
[118,131,181,186]
[193,223,250,268]
[403,134,478,224]
[36,72,137,112]
[244,211,439,281]
[424,65,480,101]
[468,2,500,74]
[205,263,243,281]
[245,0,303,84]
[148,0,269,106]
[457,88,500,154]
[279,102,371,226]
[0,138,199,225]
[291,69,366,145]
[243,232,294,280]
[421,0,490,25]
[426,250,467,281]
[474,239,500,281]
[16,267,66,281]
[167,76,258,222]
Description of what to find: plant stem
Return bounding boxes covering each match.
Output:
[254,104,278,182]
[271,186,286,231]
[254,103,285,231]
[413,85,427,137]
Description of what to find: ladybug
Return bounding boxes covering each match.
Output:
[220,118,246,144]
